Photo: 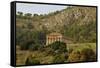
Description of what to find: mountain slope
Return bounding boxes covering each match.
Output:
[16,6,97,44]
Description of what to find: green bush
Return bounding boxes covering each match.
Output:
[53,54,65,63]
[49,41,67,53]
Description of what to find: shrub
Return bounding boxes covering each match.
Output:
[53,54,65,63]
[68,50,81,62]
[25,55,40,65]
[68,48,96,62]
[49,41,67,53]
[80,48,96,62]
[28,44,41,51]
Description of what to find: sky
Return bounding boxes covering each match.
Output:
[16,3,67,15]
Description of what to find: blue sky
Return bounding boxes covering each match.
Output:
[16,3,67,15]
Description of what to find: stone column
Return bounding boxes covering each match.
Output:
[51,36,53,44]
[54,37,56,42]
[48,37,50,45]
[46,36,48,45]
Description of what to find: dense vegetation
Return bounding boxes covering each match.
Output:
[16,6,97,65]
[16,43,96,65]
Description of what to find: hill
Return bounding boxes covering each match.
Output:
[16,6,97,47]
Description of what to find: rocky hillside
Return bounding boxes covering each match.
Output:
[16,6,97,44]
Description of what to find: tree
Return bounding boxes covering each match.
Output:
[29,43,41,51]
[24,13,32,19]
[53,11,60,15]
[80,48,96,62]
[68,48,96,62]
[17,12,23,16]
[49,41,67,53]
[53,54,65,63]
[25,13,32,17]
[25,55,40,65]
[16,12,23,18]
[68,50,81,62]
[33,14,39,16]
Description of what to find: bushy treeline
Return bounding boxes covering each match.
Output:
[24,42,96,65]
[16,27,46,50]
[16,10,60,20]
[25,41,68,65]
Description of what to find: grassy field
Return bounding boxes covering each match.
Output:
[67,43,96,52]
[16,43,96,65]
